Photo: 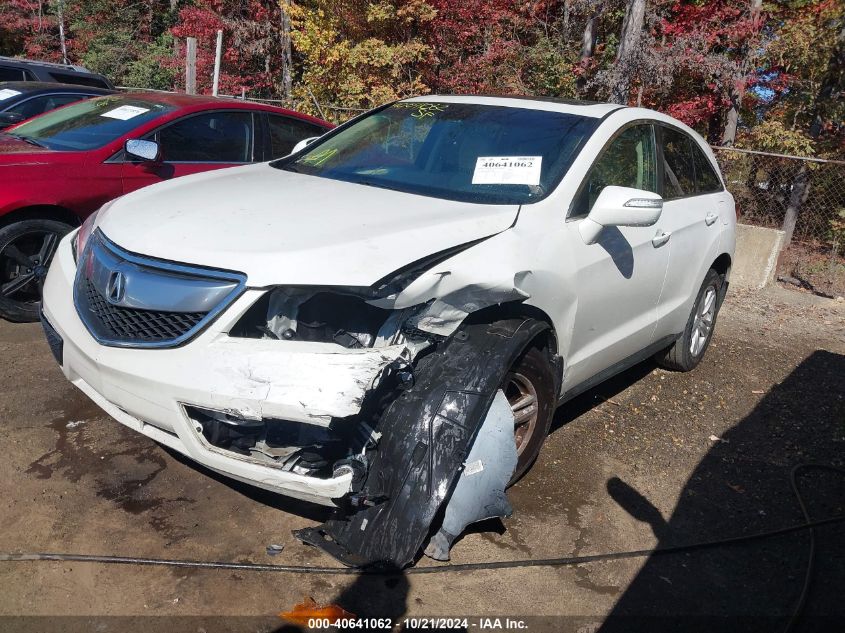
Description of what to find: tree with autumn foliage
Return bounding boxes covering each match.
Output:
[0,0,842,150]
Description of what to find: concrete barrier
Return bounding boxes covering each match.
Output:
[731,223,785,289]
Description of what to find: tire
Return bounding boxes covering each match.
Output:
[501,344,556,485]
[655,268,722,372]
[0,219,74,323]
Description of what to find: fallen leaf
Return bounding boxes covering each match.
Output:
[280,597,355,625]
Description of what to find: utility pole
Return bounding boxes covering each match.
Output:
[56,0,68,65]
[185,37,197,95]
[212,30,223,96]
[280,0,293,100]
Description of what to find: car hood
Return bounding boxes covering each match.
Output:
[0,135,61,162]
[97,163,520,288]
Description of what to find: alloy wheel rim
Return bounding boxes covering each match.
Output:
[504,371,539,456]
[0,229,60,305]
[690,285,717,357]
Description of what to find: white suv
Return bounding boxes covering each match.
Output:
[42,95,735,567]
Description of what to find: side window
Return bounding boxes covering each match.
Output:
[661,127,696,199]
[7,94,85,119]
[0,66,27,81]
[48,72,110,89]
[158,112,253,163]
[267,115,327,158]
[571,124,658,217]
[691,144,722,193]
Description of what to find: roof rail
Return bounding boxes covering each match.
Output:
[0,55,93,74]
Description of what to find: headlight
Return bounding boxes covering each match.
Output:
[72,210,99,263]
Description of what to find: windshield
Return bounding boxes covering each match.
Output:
[4,94,175,151]
[274,101,600,204]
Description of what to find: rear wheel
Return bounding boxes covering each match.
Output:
[0,219,73,323]
[654,268,722,372]
[501,345,556,484]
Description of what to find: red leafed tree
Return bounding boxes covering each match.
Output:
[169,0,289,96]
[425,0,530,94]
[639,0,767,137]
[0,0,62,61]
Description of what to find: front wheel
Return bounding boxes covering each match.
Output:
[0,219,73,323]
[655,268,722,372]
[502,345,556,484]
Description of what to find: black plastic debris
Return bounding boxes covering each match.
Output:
[294,317,547,568]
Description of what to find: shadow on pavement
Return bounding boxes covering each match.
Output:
[599,350,845,632]
[271,564,411,632]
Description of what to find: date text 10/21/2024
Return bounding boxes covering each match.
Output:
[306,617,530,630]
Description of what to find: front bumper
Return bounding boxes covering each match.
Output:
[41,235,407,506]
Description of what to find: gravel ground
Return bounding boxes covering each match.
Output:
[0,284,842,632]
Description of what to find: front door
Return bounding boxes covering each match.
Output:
[121,110,256,195]
[562,123,670,390]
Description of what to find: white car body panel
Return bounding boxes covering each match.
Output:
[42,98,736,504]
[97,164,520,288]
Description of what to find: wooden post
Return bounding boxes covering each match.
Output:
[212,30,223,97]
[185,37,197,95]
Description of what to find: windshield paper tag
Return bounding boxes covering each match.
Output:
[101,105,150,120]
[0,89,22,100]
[472,156,542,186]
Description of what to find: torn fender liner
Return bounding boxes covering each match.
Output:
[294,318,548,568]
[423,389,517,561]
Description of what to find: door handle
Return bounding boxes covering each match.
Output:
[705,212,718,226]
[652,229,671,247]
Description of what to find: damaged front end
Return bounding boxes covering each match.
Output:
[290,317,549,569]
[208,246,547,567]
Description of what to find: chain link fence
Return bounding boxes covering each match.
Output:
[714,146,845,297]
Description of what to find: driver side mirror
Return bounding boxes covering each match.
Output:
[125,138,161,162]
[289,136,320,155]
[0,112,25,130]
[579,185,663,245]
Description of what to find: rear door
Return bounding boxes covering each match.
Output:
[653,125,725,337]
[562,123,670,389]
[264,113,329,159]
[121,110,256,194]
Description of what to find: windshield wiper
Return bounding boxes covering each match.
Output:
[354,178,404,194]
[7,133,48,148]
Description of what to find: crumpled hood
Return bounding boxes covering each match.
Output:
[97,163,519,288]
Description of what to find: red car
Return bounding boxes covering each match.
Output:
[0,92,331,321]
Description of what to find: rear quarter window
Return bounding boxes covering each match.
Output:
[0,67,27,82]
[692,145,723,193]
[48,72,110,89]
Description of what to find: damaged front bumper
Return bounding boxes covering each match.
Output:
[44,232,549,568]
[41,236,420,506]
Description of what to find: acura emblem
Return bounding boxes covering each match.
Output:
[106,270,126,304]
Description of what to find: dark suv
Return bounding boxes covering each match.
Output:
[0,56,113,89]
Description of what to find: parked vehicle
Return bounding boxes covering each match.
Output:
[42,95,735,568]
[0,81,113,130]
[0,56,114,89]
[0,92,331,321]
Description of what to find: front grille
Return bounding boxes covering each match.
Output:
[82,279,205,342]
[73,230,246,349]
